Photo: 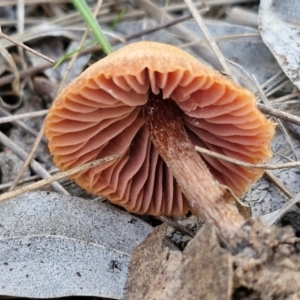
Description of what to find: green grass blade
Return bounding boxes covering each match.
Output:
[72,0,112,55]
[111,8,126,29]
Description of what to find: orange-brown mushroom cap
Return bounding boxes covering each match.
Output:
[45,41,275,216]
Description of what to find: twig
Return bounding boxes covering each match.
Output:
[195,146,300,170]
[257,103,300,127]
[0,168,59,191]
[157,216,195,237]
[8,1,104,191]
[0,154,119,202]
[0,30,54,63]
[0,107,48,143]
[0,131,68,194]
[59,0,103,92]
[0,62,52,86]
[253,75,298,160]
[8,123,47,191]
[184,0,235,80]
[264,171,294,199]
[130,0,222,68]
[260,192,300,226]
[0,109,48,124]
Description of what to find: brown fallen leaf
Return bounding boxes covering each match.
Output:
[125,225,179,299]
[126,219,300,300]
[126,223,232,300]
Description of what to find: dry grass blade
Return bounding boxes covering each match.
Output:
[195,146,300,170]
[8,123,47,191]
[0,61,51,86]
[9,1,102,191]
[0,154,119,202]
[264,171,294,200]
[0,107,48,143]
[253,75,298,160]
[0,131,68,195]
[131,0,222,68]
[0,42,20,107]
[8,0,106,192]
[0,30,54,63]
[157,216,195,237]
[260,192,300,226]
[184,0,235,79]
[0,109,48,124]
[0,168,59,191]
[257,104,300,126]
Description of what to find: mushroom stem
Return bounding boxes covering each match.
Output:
[143,90,245,239]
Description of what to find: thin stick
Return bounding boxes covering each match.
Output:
[257,103,300,127]
[8,1,104,191]
[260,192,300,226]
[59,0,103,92]
[184,0,235,80]
[0,62,51,87]
[157,216,195,237]
[0,107,48,143]
[0,155,119,202]
[264,171,294,199]
[8,123,48,191]
[195,146,300,170]
[0,109,48,124]
[253,75,298,160]
[0,168,59,191]
[0,131,67,194]
[0,30,54,63]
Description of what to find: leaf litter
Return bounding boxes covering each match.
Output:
[1,0,300,299]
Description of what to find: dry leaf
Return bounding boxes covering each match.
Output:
[259,0,300,88]
[0,191,153,299]
[126,223,232,300]
[127,218,300,300]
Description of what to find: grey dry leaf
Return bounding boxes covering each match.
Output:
[0,191,153,299]
[259,0,300,89]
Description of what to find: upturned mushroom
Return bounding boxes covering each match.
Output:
[45,41,275,238]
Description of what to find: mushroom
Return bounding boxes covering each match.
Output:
[45,41,275,238]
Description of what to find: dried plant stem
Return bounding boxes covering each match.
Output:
[0,131,67,194]
[0,107,48,143]
[264,171,294,200]
[253,75,298,160]
[59,0,103,92]
[257,103,300,127]
[195,146,300,170]
[0,155,119,202]
[144,91,244,239]
[157,216,195,237]
[0,29,54,63]
[0,109,48,124]
[7,2,105,192]
[131,0,221,68]
[0,168,59,191]
[8,123,46,191]
[184,0,235,80]
[0,62,51,86]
